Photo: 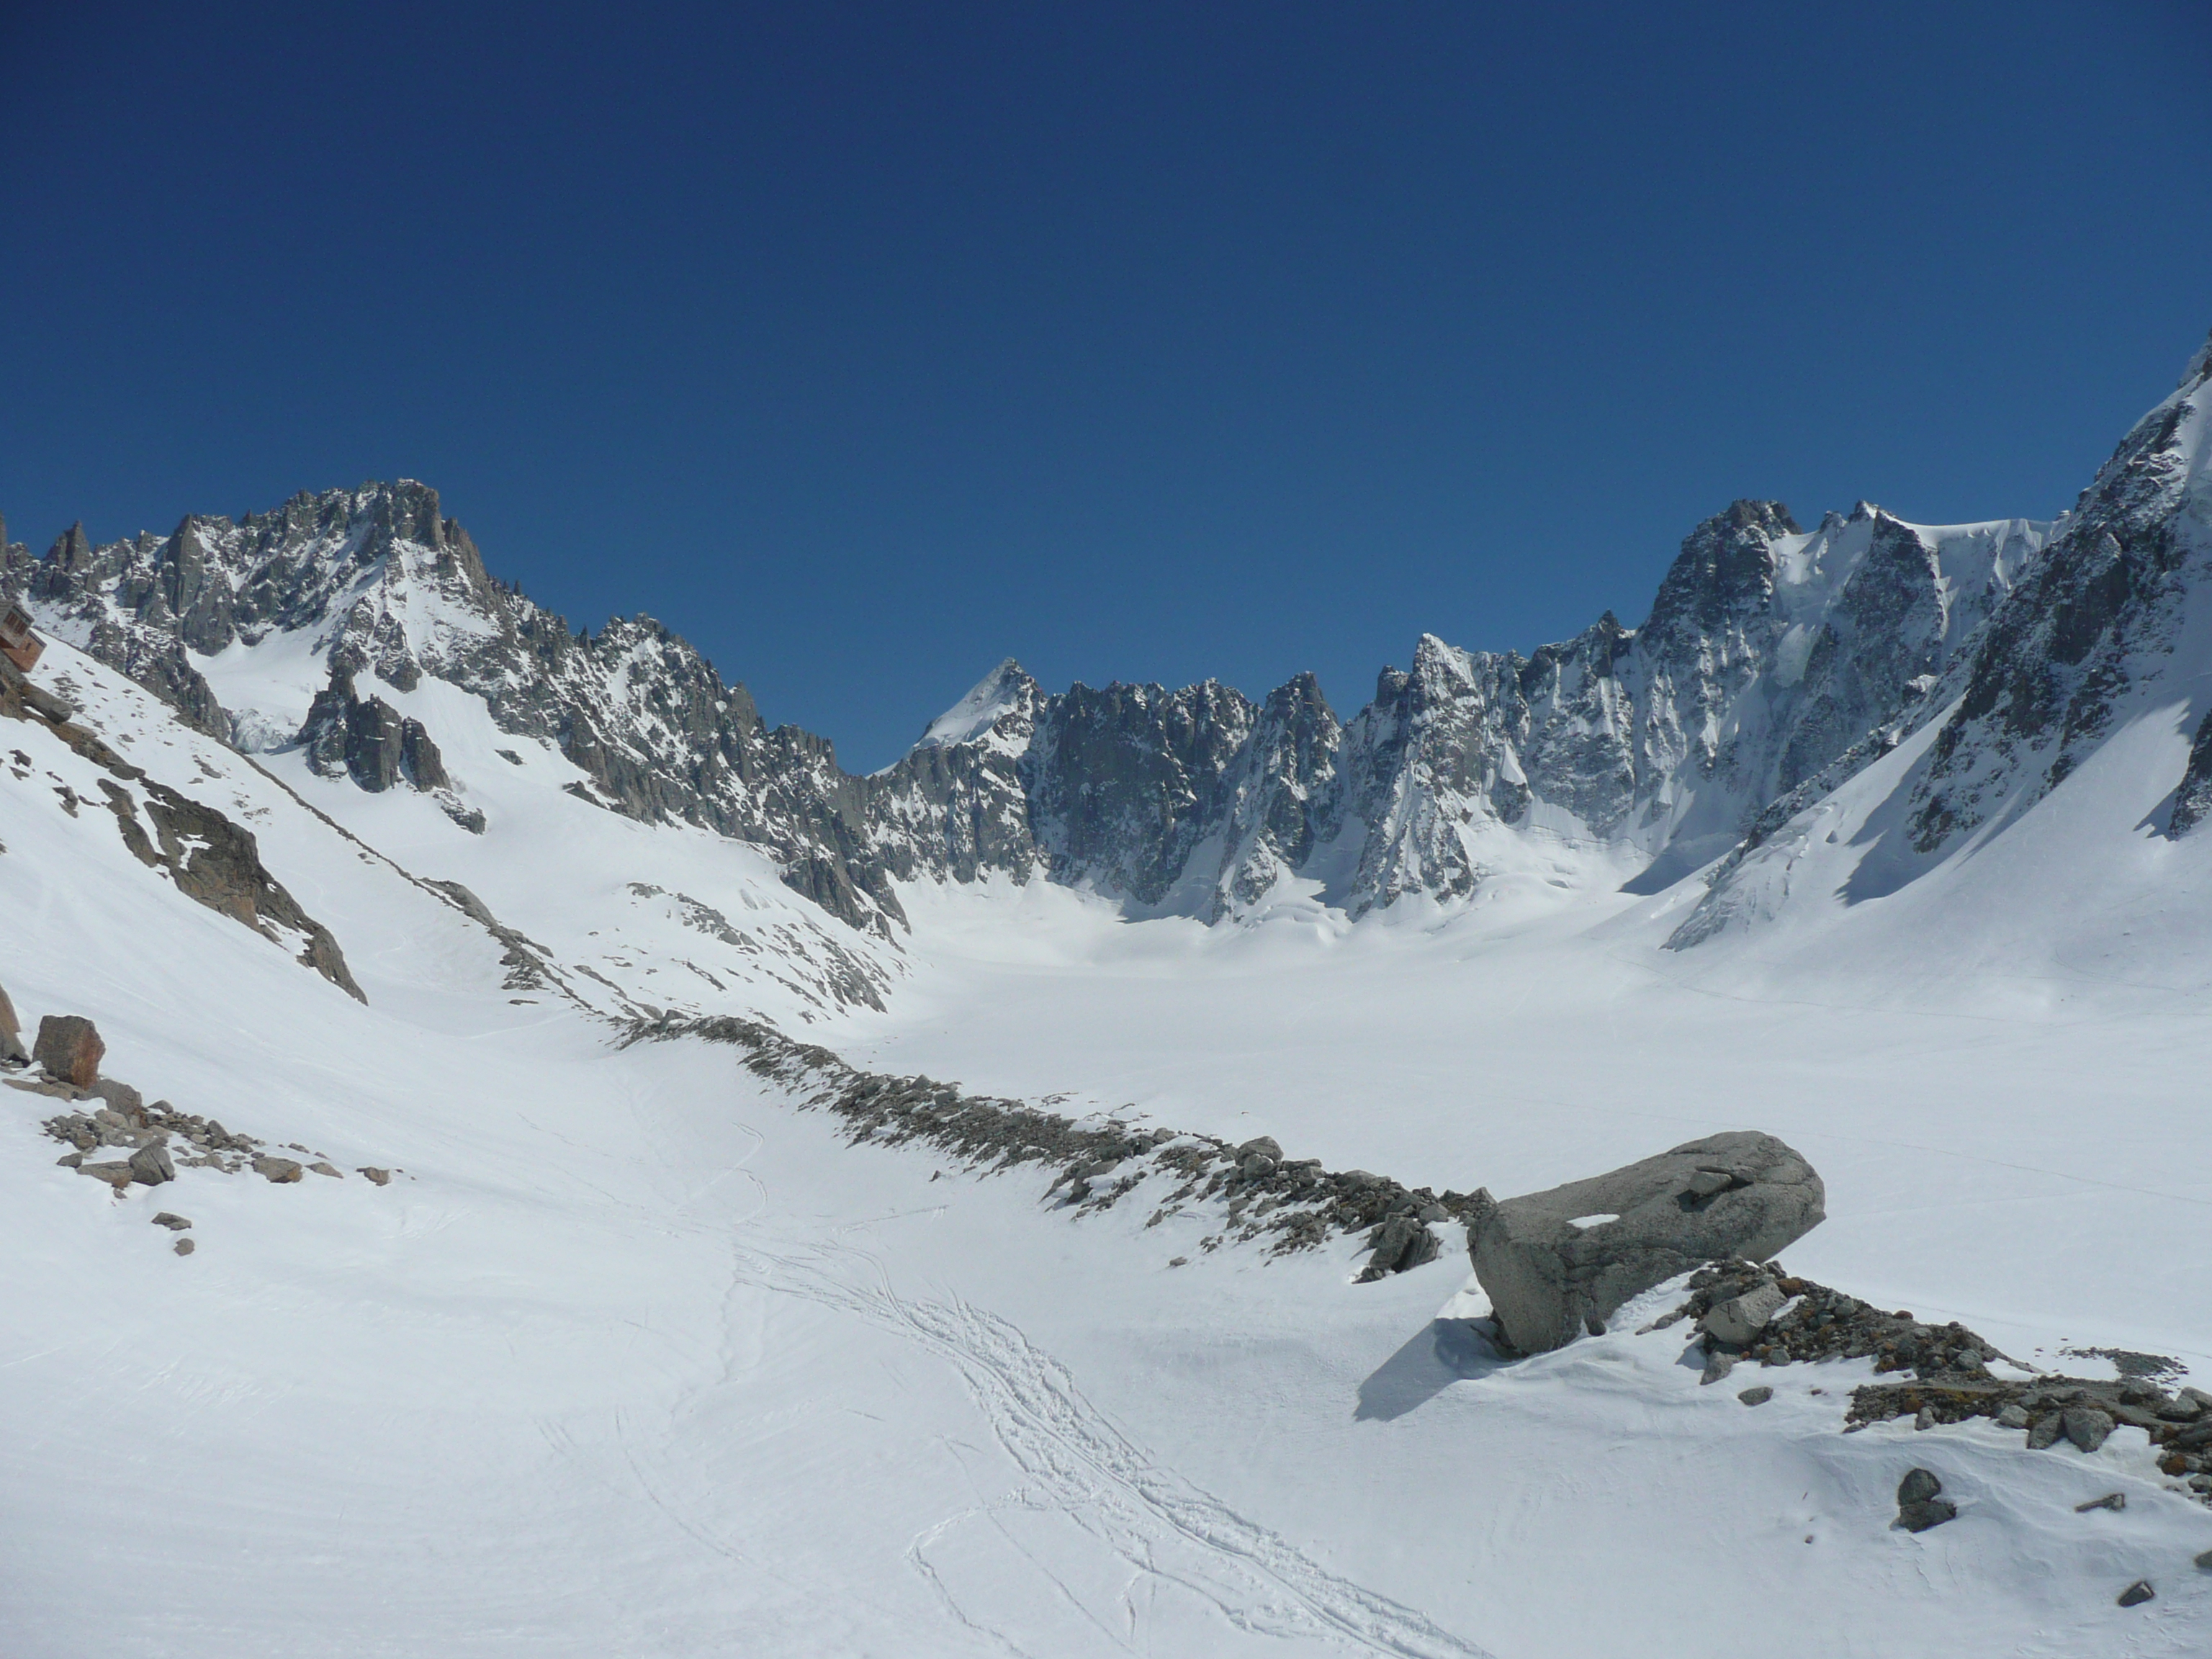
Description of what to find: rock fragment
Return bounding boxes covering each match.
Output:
[174,1237,194,1256]
[2117,1581,2154,1608]
[126,1143,175,1185]
[77,1161,134,1190]
[1738,1385,1773,1406]
[1359,1212,1440,1281]
[308,1161,343,1179]
[2074,1492,2125,1513]
[2062,1407,2116,1453]
[253,1156,304,1184]
[32,1015,104,1089]
[89,1079,143,1118]
[358,1166,391,1185]
[1701,1278,1788,1346]
[150,1213,192,1231]
[1895,1467,1956,1532]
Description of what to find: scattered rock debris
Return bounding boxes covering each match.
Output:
[2063,1346,2185,1380]
[25,1052,393,1195]
[634,1014,1485,1277]
[1639,1259,2212,1509]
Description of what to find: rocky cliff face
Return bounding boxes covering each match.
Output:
[1908,337,2212,850]
[1663,331,2212,950]
[0,435,2061,939]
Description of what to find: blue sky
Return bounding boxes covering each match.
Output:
[4,1,2208,769]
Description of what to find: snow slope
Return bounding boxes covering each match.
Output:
[5,630,2212,1657]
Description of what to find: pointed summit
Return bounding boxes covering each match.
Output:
[914,658,1037,750]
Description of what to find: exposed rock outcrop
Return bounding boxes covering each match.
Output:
[0,979,26,1066]
[297,665,480,831]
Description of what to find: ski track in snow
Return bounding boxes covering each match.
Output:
[732,1227,1495,1659]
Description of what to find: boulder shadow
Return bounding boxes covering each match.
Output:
[1354,1318,1515,1421]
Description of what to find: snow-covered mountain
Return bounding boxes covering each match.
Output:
[1668,330,2212,954]
[2,455,2056,945]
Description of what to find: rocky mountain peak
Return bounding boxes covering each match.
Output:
[913,657,1040,752]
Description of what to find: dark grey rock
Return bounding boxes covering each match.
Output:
[150,1212,191,1231]
[1234,1137,1282,1164]
[2194,1548,2212,1571]
[1699,1349,1737,1385]
[1240,1153,1277,1181]
[89,1078,143,1118]
[358,1166,392,1186]
[2027,1413,2065,1450]
[127,1143,174,1185]
[253,1156,304,1184]
[1738,1386,1773,1406]
[1898,1498,1956,1532]
[308,1161,343,1179]
[2116,1581,2154,1608]
[2062,1407,2116,1452]
[1360,1213,1440,1280]
[1896,1468,1954,1532]
[173,1237,194,1256]
[2074,1492,2125,1513]
[77,1160,134,1189]
[1470,1132,1825,1353]
[1995,1403,2030,1429]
